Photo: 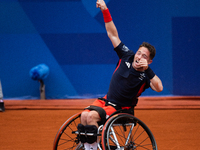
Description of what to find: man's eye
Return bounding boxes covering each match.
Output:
[142,55,147,59]
[137,52,141,55]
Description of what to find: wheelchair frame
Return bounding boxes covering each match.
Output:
[53,110,157,150]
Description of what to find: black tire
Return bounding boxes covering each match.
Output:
[102,113,157,150]
[53,112,84,150]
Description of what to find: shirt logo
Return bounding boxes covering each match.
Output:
[125,62,131,68]
[139,73,145,80]
[122,45,129,52]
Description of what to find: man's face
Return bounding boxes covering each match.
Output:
[132,47,152,71]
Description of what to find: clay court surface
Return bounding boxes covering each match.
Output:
[1,97,200,150]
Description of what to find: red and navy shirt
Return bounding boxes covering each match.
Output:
[107,42,151,107]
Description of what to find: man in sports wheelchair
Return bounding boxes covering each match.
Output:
[77,0,163,150]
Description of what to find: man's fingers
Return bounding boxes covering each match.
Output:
[96,1,101,8]
[139,59,148,70]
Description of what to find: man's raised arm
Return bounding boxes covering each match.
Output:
[96,0,121,48]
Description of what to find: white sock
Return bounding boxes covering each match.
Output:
[89,142,98,150]
[84,143,90,150]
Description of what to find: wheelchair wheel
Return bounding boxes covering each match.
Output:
[102,113,157,150]
[53,112,84,150]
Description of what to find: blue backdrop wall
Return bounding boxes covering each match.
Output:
[0,0,200,99]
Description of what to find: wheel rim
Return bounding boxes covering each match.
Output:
[103,113,157,150]
[53,112,83,150]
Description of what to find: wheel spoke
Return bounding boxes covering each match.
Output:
[103,114,157,150]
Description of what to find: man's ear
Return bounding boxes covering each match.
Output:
[148,59,153,65]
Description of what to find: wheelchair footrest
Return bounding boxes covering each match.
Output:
[72,131,101,136]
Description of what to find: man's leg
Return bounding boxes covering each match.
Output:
[79,99,116,150]
[84,110,100,150]
[79,110,100,150]
[80,110,90,125]
[86,110,101,126]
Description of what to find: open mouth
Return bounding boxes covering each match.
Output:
[134,60,141,68]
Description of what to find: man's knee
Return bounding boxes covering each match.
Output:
[86,111,100,124]
[81,110,89,125]
[85,105,107,125]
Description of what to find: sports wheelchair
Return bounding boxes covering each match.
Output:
[53,108,157,150]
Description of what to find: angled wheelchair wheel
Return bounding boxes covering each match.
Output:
[102,113,157,150]
[53,112,84,150]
